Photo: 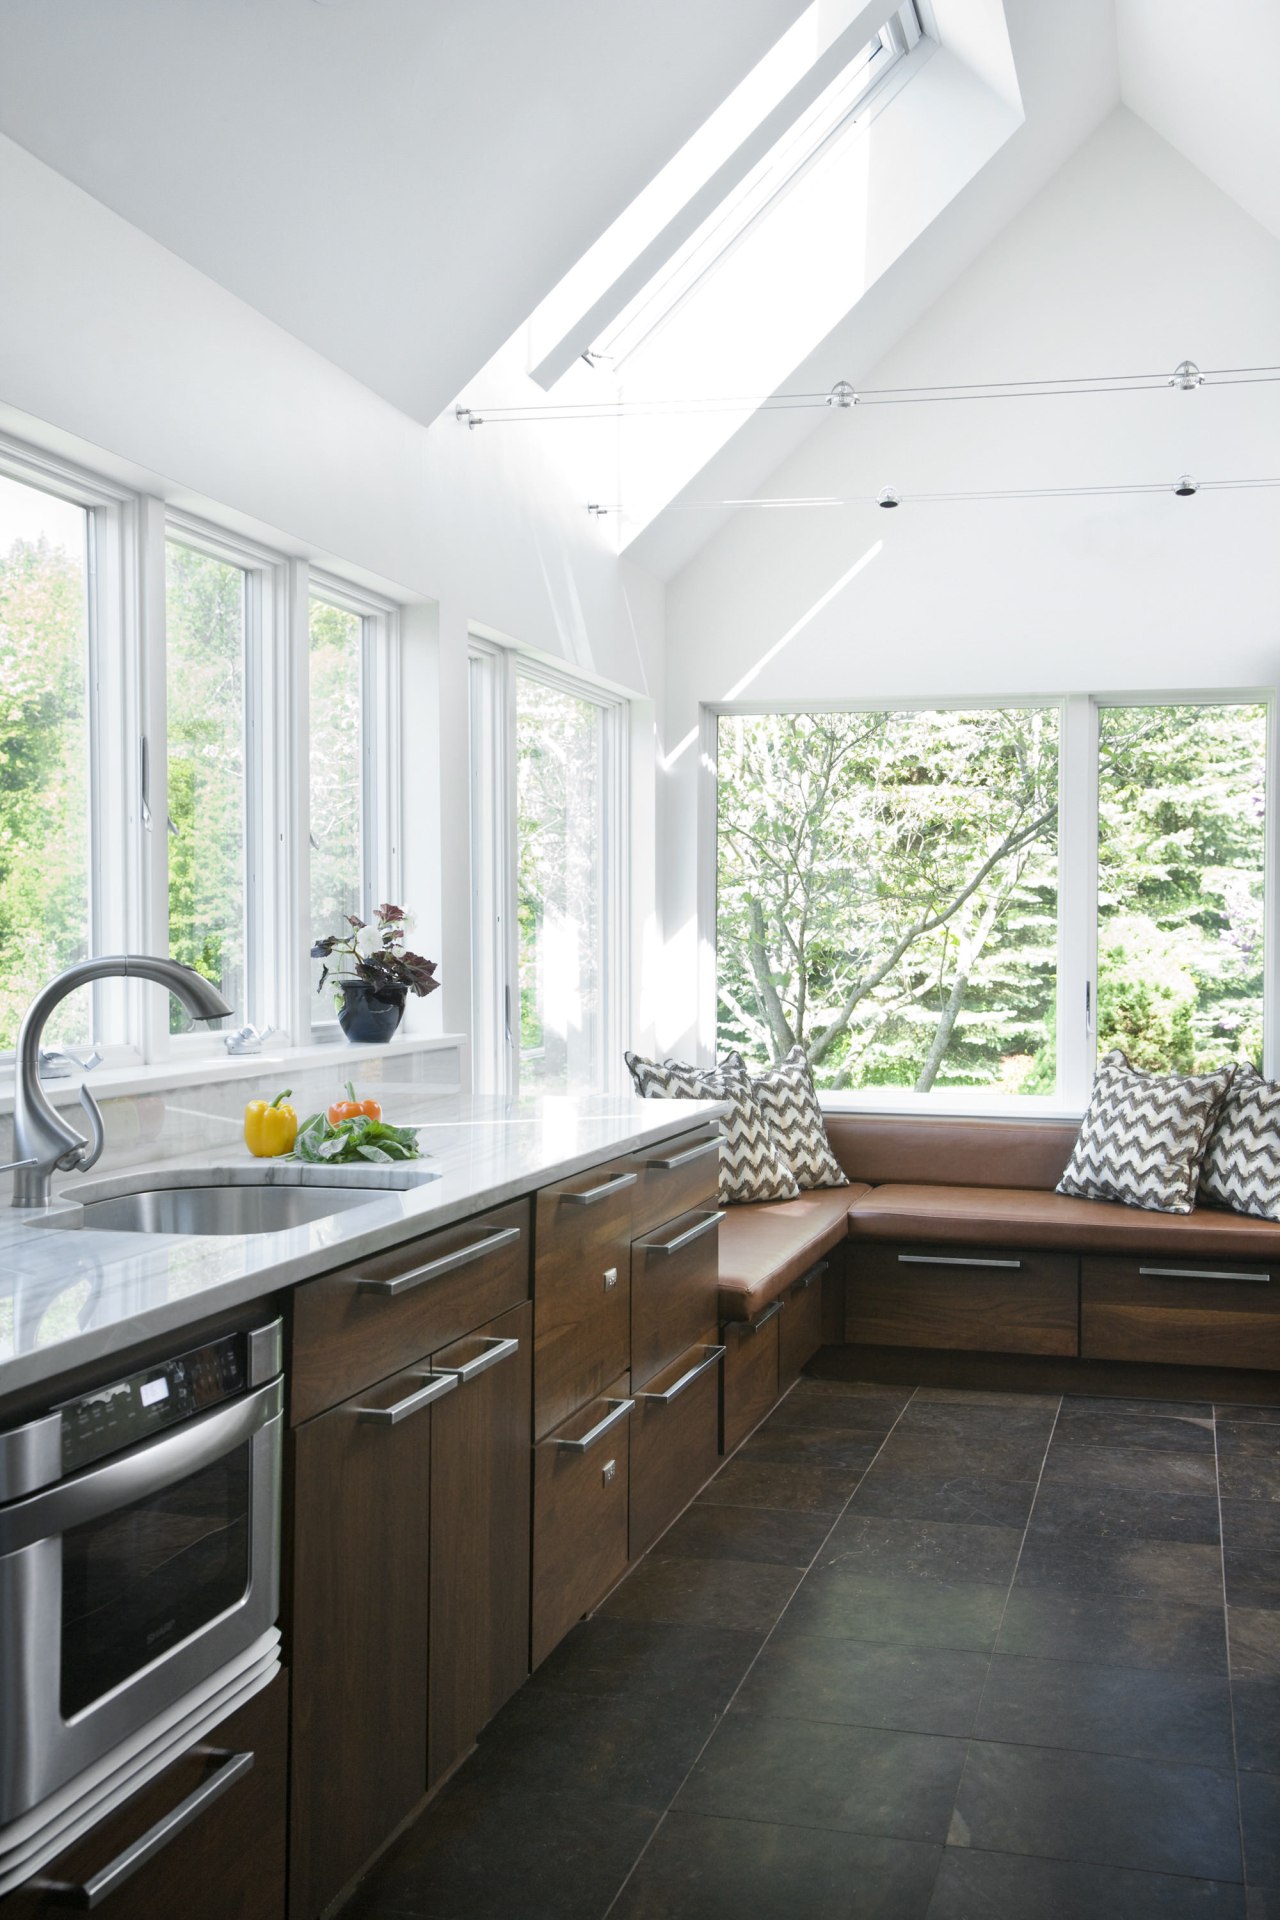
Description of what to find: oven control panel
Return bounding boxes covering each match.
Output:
[56,1332,247,1473]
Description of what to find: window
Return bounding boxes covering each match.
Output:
[1097,702,1266,1073]
[165,539,247,1031]
[0,471,92,1049]
[714,695,1272,1108]
[469,644,627,1096]
[308,596,364,983]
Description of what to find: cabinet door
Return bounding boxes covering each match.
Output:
[1,1675,287,1920]
[845,1245,1078,1355]
[532,1375,632,1668]
[427,1302,532,1787]
[534,1164,635,1438]
[778,1263,827,1389]
[1082,1255,1280,1368]
[288,1362,447,1920]
[630,1206,722,1386]
[721,1306,781,1455]
[630,1344,722,1561]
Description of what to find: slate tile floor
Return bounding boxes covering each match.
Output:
[346,1380,1280,1920]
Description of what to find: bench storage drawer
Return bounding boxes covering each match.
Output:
[845,1244,1079,1356]
[629,1343,723,1560]
[721,1303,781,1453]
[779,1262,826,1388]
[631,1206,722,1386]
[1082,1255,1280,1369]
[532,1374,632,1667]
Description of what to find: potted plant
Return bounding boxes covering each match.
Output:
[311,903,439,1043]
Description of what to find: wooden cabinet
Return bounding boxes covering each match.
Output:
[533,1164,635,1438]
[845,1244,1079,1356]
[629,1344,722,1560]
[1,1676,287,1920]
[1082,1254,1280,1369]
[427,1302,532,1787]
[779,1261,826,1390]
[721,1304,782,1454]
[626,1129,721,1239]
[631,1206,722,1386]
[532,1375,632,1668]
[289,1197,530,1424]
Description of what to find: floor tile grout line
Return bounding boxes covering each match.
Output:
[596,1376,926,1920]
[1213,1402,1251,1890]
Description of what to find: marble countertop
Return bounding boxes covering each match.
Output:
[0,1093,725,1403]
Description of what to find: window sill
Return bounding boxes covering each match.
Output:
[0,1032,466,1117]
[818,1089,1086,1123]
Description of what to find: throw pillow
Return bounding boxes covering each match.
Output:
[1057,1049,1235,1215]
[624,1051,800,1204]
[1199,1063,1280,1221]
[723,1047,849,1190]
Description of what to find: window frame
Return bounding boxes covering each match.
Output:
[704,688,1276,1115]
[469,640,630,1097]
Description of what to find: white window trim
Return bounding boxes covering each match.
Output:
[306,571,404,1042]
[704,688,1276,1116]
[469,640,630,1097]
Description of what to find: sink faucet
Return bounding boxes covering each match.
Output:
[9,955,232,1208]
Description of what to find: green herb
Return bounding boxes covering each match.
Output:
[291,1111,422,1165]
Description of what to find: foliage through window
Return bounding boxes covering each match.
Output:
[717,709,1059,1094]
[0,472,91,1050]
[309,597,363,998]
[1097,703,1265,1073]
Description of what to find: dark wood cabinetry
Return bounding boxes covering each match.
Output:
[631,1206,721,1385]
[721,1306,782,1454]
[629,1344,722,1560]
[779,1263,826,1390]
[533,1165,635,1438]
[846,1244,1079,1356]
[1082,1254,1280,1368]
[1,1677,287,1920]
[532,1373,633,1668]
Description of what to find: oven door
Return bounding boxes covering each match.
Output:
[0,1377,282,1829]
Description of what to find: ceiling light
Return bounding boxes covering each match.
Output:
[1173,474,1199,496]
[827,381,858,408]
[1169,360,1203,390]
[877,487,900,508]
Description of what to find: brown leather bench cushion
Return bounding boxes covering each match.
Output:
[848,1183,1280,1262]
[719,1185,868,1321]
[825,1114,1079,1191]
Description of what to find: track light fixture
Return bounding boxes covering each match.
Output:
[1173,474,1199,496]
[877,487,900,508]
[1169,360,1204,390]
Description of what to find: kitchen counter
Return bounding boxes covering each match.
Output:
[0,1093,724,1402]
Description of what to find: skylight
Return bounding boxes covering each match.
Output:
[526,0,925,390]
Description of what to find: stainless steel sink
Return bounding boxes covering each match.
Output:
[23,1163,440,1236]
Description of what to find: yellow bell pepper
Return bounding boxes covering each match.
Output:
[244,1089,297,1158]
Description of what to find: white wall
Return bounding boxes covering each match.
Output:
[659,107,1280,1057]
[0,133,665,1062]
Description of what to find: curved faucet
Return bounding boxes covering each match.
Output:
[9,956,232,1208]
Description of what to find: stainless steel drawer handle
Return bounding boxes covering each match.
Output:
[560,1172,638,1206]
[356,1371,458,1425]
[635,1209,725,1255]
[356,1224,522,1296]
[729,1298,783,1336]
[437,1335,521,1384]
[897,1254,1023,1271]
[551,1397,635,1451]
[791,1260,828,1293]
[636,1345,725,1404]
[1138,1265,1271,1285]
[645,1137,720,1171]
[35,1749,254,1908]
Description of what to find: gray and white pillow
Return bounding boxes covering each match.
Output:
[1057,1049,1235,1215]
[1199,1064,1280,1220]
[723,1047,848,1191]
[625,1051,799,1205]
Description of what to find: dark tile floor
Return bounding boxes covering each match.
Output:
[345,1378,1280,1920]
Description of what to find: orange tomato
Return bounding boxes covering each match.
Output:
[328,1080,382,1125]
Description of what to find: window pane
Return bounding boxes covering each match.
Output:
[717,709,1059,1094]
[1097,703,1266,1072]
[0,474,91,1049]
[516,677,607,1094]
[166,543,245,1029]
[309,599,363,1004]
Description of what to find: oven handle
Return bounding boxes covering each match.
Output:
[35,1748,254,1908]
[0,1378,282,1560]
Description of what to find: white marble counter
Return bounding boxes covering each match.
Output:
[0,1093,724,1403]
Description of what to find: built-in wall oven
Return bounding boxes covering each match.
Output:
[0,1319,283,1896]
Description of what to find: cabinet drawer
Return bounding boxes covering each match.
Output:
[627,1129,721,1240]
[1082,1255,1280,1369]
[779,1262,826,1389]
[631,1205,722,1385]
[534,1164,634,1438]
[630,1344,722,1561]
[289,1198,530,1424]
[1,1675,287,1920]
[845,1244,1079,1356]
[721,1305,781,1454]
[532,1373,632,1668]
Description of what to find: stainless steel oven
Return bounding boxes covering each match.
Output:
[0,1320,283,1893]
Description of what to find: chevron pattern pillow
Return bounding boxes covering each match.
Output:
[1199,1064,1280,1220]
[1057,1050,1235,1214]
[722,1047,849,1190]
[624,1052,800,1204]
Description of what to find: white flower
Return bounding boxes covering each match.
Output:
[398,912,416,936]
[355,924,382,958]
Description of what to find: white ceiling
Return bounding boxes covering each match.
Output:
[0,0,810,424]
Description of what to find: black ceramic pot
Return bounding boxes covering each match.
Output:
[336,976,406,1044]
